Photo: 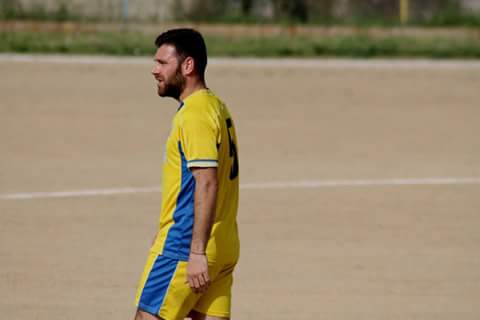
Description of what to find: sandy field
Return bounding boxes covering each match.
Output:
[1,55,480,320]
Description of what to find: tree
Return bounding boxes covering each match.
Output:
[272,0,309,23]
[241,0,254,15]
[172,0,229,21]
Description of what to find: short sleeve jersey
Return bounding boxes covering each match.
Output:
[151,89,240,264]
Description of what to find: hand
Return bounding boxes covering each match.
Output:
[187,253,210,294]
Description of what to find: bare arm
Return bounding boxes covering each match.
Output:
[187,167,218,293]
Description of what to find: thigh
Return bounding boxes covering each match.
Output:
[188,309,229,320]
[135,252,198,319]
[192,264,235,319]
[135,309,161,320]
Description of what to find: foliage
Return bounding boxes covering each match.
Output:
[172,0,230,22]
[1,30,479,59]
[1,0,480,26]
[0,0,77,21]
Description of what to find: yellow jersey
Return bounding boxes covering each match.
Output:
[151,88,240,264]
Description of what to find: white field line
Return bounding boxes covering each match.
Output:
[1,177,480,200]
[1,53,480,69]
[0,187,161,200]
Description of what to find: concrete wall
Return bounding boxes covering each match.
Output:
[461,0,480,11]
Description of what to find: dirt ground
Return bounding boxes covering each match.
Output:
[1,56,480,320]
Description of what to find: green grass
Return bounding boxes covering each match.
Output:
[208,35,480,58]
[1,30,480,58]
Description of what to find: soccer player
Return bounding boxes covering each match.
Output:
[134,29,240,320]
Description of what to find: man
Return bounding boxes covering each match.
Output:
[134,28,240,320]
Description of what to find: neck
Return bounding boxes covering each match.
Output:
[179,79,207,101]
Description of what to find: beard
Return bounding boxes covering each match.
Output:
[157,65,185,100]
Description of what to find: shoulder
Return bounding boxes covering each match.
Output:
[179,91,224,127]
[186,90,223,111]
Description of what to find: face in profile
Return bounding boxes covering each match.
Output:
[152,44,186,100]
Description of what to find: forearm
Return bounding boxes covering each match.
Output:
[190,172,218,254]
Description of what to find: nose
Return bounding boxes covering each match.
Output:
[152,64,160,76]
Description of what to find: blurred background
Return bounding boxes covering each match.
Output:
[1,0,480,58]
[2,0,480,25]
[2,1,480,320]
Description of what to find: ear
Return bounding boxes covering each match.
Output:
[181,57,195,76]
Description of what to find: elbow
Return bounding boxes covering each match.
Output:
[194,174,218,192]
[203,177,218,193]
[191,167,218,193]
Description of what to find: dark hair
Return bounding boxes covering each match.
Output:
[155,28,207,80]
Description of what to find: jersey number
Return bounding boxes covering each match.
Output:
[226,118,239,180]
